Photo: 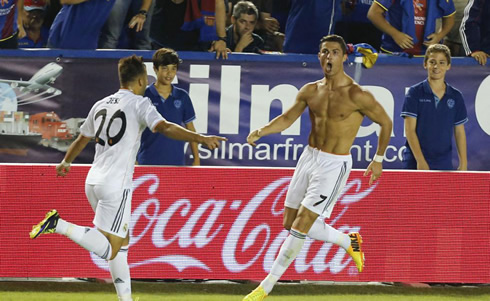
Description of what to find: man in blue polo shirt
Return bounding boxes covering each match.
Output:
[401,44,468,170]
[48,0,115,49]
[137,48,200,166]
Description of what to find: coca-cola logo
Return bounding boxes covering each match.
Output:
[91,174,377,277]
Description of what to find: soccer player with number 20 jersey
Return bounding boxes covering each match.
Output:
[29,55,226,301]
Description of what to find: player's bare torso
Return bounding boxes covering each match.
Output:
[304,78,365,155]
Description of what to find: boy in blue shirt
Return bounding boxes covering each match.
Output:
[401,44,468,170]
[137,48,200,165]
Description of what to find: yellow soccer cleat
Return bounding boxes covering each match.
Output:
[346,232,365,272]
[30,209,59,239]
[243,285,268,301]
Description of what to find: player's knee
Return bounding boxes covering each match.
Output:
[109,248,119,260]
[108,243,123,260]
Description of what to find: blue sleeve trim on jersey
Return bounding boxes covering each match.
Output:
[454,118,468,125]
[184,116,197,124]
[400,112,417,118]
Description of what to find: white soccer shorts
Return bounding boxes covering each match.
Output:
[285,146,352,218]
[85,183,132,238]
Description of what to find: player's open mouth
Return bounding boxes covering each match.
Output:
[326,63,332,72]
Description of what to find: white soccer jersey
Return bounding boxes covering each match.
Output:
[80,89,165,188]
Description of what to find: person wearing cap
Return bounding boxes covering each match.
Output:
[19,0,49,48]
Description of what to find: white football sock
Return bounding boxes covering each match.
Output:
[56,218,112,260]
[110,246,132,301]
[306,217,351,250]
[261,229,306,294]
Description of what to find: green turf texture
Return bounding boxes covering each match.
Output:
[1,281,489,300]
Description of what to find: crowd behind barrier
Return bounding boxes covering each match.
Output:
[5,0,489,66]
[0,50,488,170]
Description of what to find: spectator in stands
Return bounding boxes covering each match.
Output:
[0,0,24,49]
[335,0,382,51]
[459,0,489,65]
[270,0,289,34]
[151,0,229,59]
[227,0,283,51]
[282,0,342,54]
[19,0,49,48]
[137,48,201,166]
[192,0,229,59]
[98,0,153,50]
[150,0,198,51]
[43,0,62,29]
[367,0,456,56]
[443,0,468,57]
[47,0,115,49]
[225,0,263,53]
[401,44,468,170]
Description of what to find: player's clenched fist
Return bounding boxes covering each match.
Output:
[56,160,71,177]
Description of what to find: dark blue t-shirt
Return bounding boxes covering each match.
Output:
[137,84,196,165]
[283,0,342,54]
[341,0,373,24]
[400,79,468,170]
[18,26,49,48]
[48,0,115,49]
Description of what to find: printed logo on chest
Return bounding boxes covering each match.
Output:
[447,99,455,109]
[174,99,182,109]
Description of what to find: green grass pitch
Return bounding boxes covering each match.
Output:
[1,281,490,300]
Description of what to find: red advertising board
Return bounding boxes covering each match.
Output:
[1,165,489,283]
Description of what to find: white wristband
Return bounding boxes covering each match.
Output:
[60,159,71,167]
[373,155,384,163]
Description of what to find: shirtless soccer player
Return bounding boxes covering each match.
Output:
[244,34,393,300]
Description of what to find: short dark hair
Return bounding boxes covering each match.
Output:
[424,44,451,65]
[232,0,258,20]
[118,55,146,86]
[319,35,347,55]
[153,48,180,70]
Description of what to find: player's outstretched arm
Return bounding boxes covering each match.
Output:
[247,85,308,146]
[354,88,392,185]
[154,120,227,150]
[56,134,92,177]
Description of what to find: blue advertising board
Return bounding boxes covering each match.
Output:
[0,50,488,170]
